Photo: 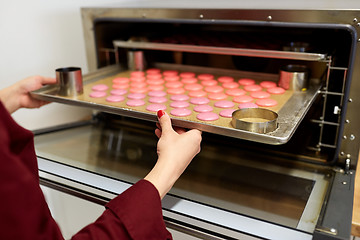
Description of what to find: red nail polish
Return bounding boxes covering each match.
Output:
[157,110,165,119]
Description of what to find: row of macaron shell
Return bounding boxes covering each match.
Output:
[107,68,286,95]
[89,88,274,121]
[90,80,280,106]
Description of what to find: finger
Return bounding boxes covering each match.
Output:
[173,127,186,134]
[157,110,173,135]
[40,77,57,85]
[156,122,161,130]
[186,129,203,141]
[155,128,162,138]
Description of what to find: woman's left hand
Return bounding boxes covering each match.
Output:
[0,76,56,114]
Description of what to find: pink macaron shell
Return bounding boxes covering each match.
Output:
[146,79,165,85]
[205,85,224,93]
[208,93,227,100]
[170,101,190,108]
[170,108,192,117]
[127,93,146,100]
[222,82,240,89]
[112,77,129,84]
[197,112,219,121]
[190,97,210,105]
[164,76,180,82]
[129,87,148,94]
[181,78,198,84]
[214,100,235,108]
[148,90,167,97]
[166,81,183,89]
[260,81,277,89]
[126,99,145,107]
[146,74,162,80]
[110,89,127,96]
[167,88,185,95]
[188,90,207,98]
[256,99,278,107]
[146,104,167,112]
[239,102,259,109]
[238,78,256,86]
[198,73,214,81]
[146,68,161,74]
[170,94,189,101]
[163,70,178,77]
[148,85,164,91]
[184,83,203,91]
[201,80,218,86]
[130,71,145,77]
[244,84,262,92]
[113,83,130,89]
[219,109,236,118]
[225,88,246,96]
[148,96,167,104]
[180,72,196,78]
[250,91,271,99]
[92,84,109,91]
[89,91,107,98]
[106,95,125,102]
[267,87,286,95]
[130,82,147,88]
[193,104,213,113]
[130,76,146,82]
[233,95,254,103]
[218,76,234,83]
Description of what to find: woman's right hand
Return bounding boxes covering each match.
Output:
[144,110,202,199]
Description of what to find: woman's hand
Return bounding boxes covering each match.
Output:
[0,76,56,114]
[145,110,202,199]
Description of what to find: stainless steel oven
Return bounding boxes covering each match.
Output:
[32,4,360,240]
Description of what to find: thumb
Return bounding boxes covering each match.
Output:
[157,110,173,134]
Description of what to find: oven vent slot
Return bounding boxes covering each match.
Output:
[309,59,348,153]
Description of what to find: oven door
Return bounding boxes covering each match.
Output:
[34,115,354,240]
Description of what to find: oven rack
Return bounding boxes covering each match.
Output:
[112,40,327,61]
[308,58,348,155]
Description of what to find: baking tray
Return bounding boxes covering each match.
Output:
[31,64,320,145]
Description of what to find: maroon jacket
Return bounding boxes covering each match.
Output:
[0,101,172,240]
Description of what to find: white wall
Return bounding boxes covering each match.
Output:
[0,0,125,130]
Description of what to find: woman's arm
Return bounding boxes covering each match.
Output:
[145,110,202,199]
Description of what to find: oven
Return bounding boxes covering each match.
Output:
[32,5,360,240]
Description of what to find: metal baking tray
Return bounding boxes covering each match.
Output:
[31,64,321,145]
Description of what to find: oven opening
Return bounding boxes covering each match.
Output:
[94,19,353,164]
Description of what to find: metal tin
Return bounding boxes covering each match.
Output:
[56,67,83,97]
[279,64,310,92]
[127,50,145,71]
[231,108,278,134]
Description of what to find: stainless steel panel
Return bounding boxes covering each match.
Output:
[34,122,330,237]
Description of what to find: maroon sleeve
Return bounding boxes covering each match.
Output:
[0,101,172,240]
[72,180,173,240]
[0,101,64,240]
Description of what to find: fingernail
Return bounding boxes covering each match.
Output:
[157,110,165,119]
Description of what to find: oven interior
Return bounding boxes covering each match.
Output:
[94,19,353,166]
